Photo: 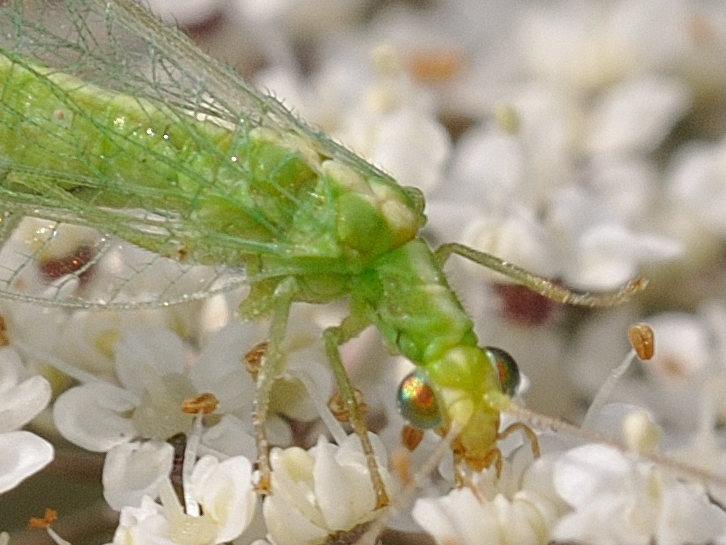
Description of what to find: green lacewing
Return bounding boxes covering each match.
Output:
[0,0,644,508]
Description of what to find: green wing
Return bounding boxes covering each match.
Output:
[0,0,425,308]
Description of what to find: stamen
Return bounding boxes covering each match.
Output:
[296,367,348,445]
[182,411,204,517]
[181,393,218,414]
[628,323,655,360]
[28,508,57,529]
[27,509,71,545]
[328,389,369,423]
[582,322,654,429]
[45,528,71,545]
[400,424,424,451]
[582,348,636,429]
[244,340,268,376]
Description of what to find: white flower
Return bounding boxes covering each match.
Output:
[519,0,692,91]
[110,455,256,545]
[263,434,395,545]
[48,302,206,382]
[50,304,339,517]
[669,135,726,238]
[0,430,54,495]
[236,0,367,42]
[413,486,559,545]
[585,76,690,154]
[0,346,53,494]
[427,85,681,293]
[549,186,681,290]
[102,440,175,511]
[569,308,717,433]
[52,322,257,452]
[412,446,567,545]
[199,414,258,461]
[552,443,726,545]
[0,347,52,432]
[256,42,451,194]
[52,301,335,454]
[642,312,714,386]
[261,306,334,424]
[188,455,257,541]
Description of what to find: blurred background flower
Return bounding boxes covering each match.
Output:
[6,1,726,544]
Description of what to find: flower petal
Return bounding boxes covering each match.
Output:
[191,455,257,542]
[103,440,174,511]
[0,374,51,432]
[53,382,138,451]
[0,430,54,493]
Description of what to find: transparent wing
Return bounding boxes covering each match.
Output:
[0,0,385,171]
[0,0,357,308]
[1,0,280,133]
[0,213,250,308]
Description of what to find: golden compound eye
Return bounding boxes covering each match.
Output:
[397,370,442,429]
[484,346,521,397]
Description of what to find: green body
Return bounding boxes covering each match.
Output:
[353,239,506,464]
[0,0,508,473]
[0,53,423,274]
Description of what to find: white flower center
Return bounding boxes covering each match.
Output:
[131,372,196,440]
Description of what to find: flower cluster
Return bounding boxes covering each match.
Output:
[6,1,726,545]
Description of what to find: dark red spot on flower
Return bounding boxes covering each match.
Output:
[493,283,560,326]
[38,245,96,285]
